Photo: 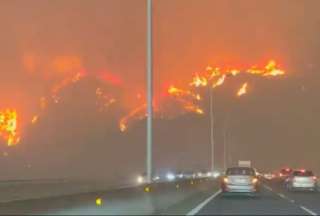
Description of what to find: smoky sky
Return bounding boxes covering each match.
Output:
[1,0,320,180]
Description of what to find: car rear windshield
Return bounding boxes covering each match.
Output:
[293,171,313,176]
[226,167,255,176]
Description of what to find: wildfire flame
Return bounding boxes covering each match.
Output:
[12,57,286,139]
[237,82,248,97]
[167,85,203,115]
[29,70,87,126]
[119,60,285,132]
[262,60,285,76]
[119,104,146,132]
[96,87,116,112]
[17,54,126,144]
[212,74,226,88]
[31,115,39,124]
[246,60,285,76]
[51,71,86,103]
[230,69,240,76]
[184,104,204,115]
[0,109,20,146]
[168,86,201,101]
[190,74,208,87]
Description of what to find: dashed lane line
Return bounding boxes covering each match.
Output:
[186,189,222,216]
[300,205,318,216]
[277,193,286,199]
[263,184,273,191]
[263,184,318,215]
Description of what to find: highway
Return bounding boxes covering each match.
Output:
[0,178,319,215]
[194,179,319,215]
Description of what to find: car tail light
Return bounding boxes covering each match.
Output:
[279,173,283,177]
[252,178,258,184]
[312,176,317,181]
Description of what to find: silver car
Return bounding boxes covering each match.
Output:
[221,167,259,194]
[285,170,317,191]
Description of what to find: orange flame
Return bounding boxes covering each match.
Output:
[51,71,86,102]
[230,69,240,76]
[19,56,286,135]
[184,104,204,115]
[167,86,203,114]
[119,104,146,132]
[190,74,208,87]
[262,60,285,76]
[237,82,248,97]
[31,115,39,124]
[247,60,284,76]
[96,87,116,112]
[119,60,284,132]
[208,67,222,80]
[0,109,20,146]
[168,86,201,101]
[212,74,226,88]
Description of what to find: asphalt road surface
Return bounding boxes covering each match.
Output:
[194,179,319,215]
[0,178,320,215]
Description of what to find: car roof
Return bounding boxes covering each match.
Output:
[227,167,254,170]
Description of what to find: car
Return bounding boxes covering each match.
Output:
[221,167,260,195]
[285,169,317,192]
[278,168,293,180]
[263,173,275,180]
[182,171,195,179]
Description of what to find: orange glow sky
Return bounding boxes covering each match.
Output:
[0,0,320,177]
[1,0,319,115]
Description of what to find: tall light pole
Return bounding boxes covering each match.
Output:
[146,0,153,184]
[209,88,215,173]
[223,115,228,170]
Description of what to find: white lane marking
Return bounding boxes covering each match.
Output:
[277,193,286,199]
[263,184,273,191]
[186,189,222,216]
[262,183,318,215]
[262,184,288,200]
[300,205,317,216]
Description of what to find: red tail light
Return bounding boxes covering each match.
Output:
[313,176,317,181]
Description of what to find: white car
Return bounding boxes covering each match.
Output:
[285,170,317,191]
[263,173,275,180]
[221,167,259,194]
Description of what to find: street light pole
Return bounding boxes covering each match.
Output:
[209,88,215,173]
[223,116,228,170]
[223,105,235,170]
[146,0,153,183]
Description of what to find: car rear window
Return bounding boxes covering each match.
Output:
[293,170,313,176]
[226,167,255,176]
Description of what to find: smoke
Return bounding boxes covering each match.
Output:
[0,0,320,179]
